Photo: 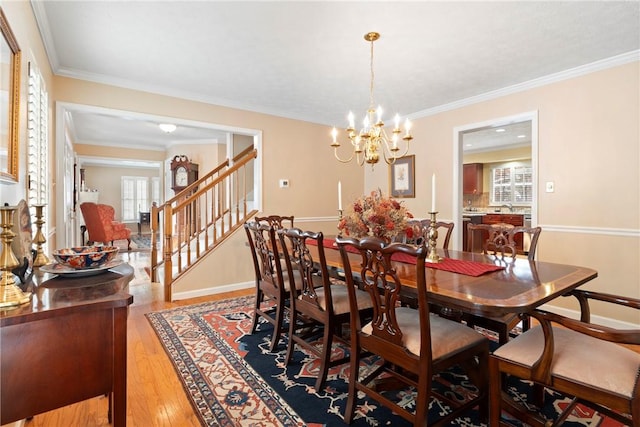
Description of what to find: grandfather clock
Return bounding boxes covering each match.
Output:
[170,155,199,236]
[170,155,199,193]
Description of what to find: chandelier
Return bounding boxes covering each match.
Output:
[331,32,413,166]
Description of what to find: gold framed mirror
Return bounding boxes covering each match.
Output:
[0,7,21,183]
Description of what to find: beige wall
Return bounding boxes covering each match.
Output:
[3,3,638,324]
[366,62,640,324]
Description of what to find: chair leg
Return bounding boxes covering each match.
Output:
[489,357,503,426]
[251,289,262,334]
[314,324,333,392]
[285,307,297,365]
[269,298,285,352]
[344,339,360,424]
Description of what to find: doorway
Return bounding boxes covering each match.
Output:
[453,111,538,250]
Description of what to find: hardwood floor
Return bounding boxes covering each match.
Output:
[21,250,252,427]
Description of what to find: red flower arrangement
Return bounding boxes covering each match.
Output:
[338,189,413,241]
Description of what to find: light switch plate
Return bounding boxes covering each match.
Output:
[545,181,554,193]
[279,179,289,188]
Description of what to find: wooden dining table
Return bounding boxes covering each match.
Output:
[308,237,598,319]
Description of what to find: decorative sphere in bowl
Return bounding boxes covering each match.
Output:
[52,246,119,269]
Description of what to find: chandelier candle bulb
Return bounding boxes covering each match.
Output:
[394,114,400,130]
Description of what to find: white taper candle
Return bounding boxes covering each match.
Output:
[431,173,436,212]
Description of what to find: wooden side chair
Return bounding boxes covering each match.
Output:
[395,219,454,250]
[278,228,373,392]
[244,220,298,351]
[465,223,542,344]
[335,236,489,426]
[490,290,640,426]
[397,220,455,313]
[254,215,294,228]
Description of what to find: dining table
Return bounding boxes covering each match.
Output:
[307,237,598,320]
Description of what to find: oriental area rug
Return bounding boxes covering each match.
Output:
[146,295,625,427]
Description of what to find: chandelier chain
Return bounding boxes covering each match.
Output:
[369,37,375,109]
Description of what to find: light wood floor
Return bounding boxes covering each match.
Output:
[20,250,252,427]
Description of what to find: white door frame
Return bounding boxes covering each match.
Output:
[452,111,539,250]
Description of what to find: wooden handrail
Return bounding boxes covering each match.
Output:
[150,148,258,301]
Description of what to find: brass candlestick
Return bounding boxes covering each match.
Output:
[32,204,50,267]
[0,205,32,308]
[426,211,441,263]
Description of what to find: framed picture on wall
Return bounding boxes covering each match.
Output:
[389,155,415,198]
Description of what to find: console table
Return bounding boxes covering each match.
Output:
[0,263,134,426]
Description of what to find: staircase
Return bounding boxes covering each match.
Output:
[150,148,258,301]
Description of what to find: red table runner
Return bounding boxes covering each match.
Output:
[309,238,504,277]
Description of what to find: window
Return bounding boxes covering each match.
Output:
[151,177,161,206]
[27,62,49,207]
[121,176,149,221]
[491,164,532,205]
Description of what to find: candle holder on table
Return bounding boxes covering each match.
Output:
[426,211,441,263]
[0,205,32,308]
[32,204,50,267]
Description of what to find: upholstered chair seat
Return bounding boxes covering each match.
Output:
[494,325,640,398]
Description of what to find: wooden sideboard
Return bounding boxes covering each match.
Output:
[0,263,134,426]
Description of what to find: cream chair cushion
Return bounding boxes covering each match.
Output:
[363,307,487,360]
[313,282,374,315]
[493,325,640,398]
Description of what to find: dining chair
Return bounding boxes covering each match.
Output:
[395,219,454,250]
[335,236,489,426]
[490,289,640,426]
[397,220,456,315]
[244,220,298,351]
[278,228,373,392]
[254,215,294,228]
[464,223,542,345]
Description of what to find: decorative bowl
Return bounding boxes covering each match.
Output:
[52,246,119,269]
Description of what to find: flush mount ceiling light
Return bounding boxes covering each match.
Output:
[159,123,177,133]
[330,32,413,167]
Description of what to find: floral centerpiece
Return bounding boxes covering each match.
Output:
[338,189,414,241]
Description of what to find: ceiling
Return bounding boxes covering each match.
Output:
[32,1,639,154]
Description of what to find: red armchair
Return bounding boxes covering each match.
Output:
[80,202,131,250]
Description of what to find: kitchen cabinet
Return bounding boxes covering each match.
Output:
[463,163,483,195]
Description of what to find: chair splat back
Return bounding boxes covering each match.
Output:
[244,220,289,351]
[279,228,324,307]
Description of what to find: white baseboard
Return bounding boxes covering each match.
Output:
[172,281,253,301]
[539,303,638,329]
